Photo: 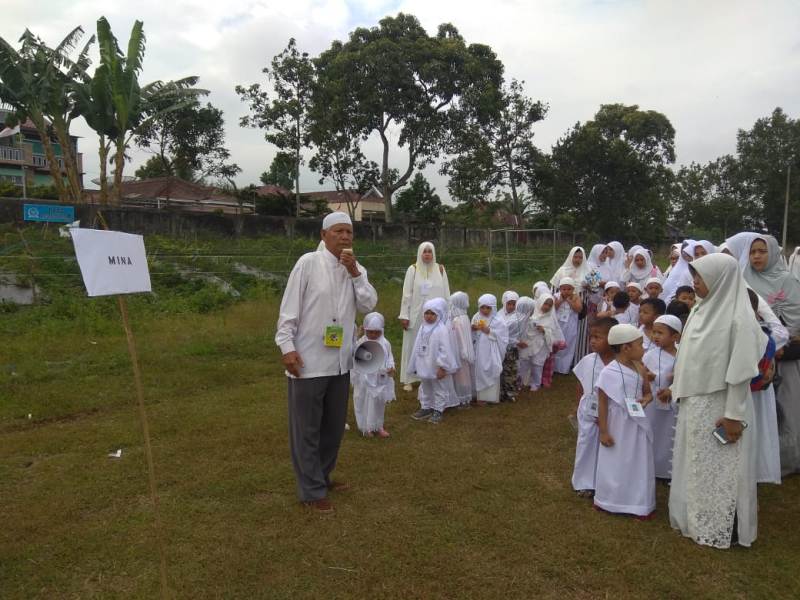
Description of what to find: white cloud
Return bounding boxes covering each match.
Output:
[2,0,798,198]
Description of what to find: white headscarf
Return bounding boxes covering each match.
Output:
[532,281,550,299]
[672,253,766,399]
[532,292,559,332]
[474,293,498,320]
[588,244,613,281]
[790,247,800,281]
[550,246,591,288]
[661,240,694,302]
[420,297,449,335]
[515,296,536,339]
[498,290,520,317]
[629,248,654,282]
[693,240,717,258]
[743,234,800,335]
[449,291,470,319]
[414,241,445,288]
[363,312,384,332]
[725,232,763,272]
[605,241,626,281]
[663,243,681,276]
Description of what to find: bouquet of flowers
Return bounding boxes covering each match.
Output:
[584,268,602,292]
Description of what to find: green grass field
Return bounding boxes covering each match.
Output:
[2,228,800,599]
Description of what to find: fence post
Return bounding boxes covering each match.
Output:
[488,229,493,280]
[552,228,557,273]
[505,228,511,283]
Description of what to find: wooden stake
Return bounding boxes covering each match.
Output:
[117,295,169,600]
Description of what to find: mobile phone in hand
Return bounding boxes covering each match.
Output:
[712,425,730,445]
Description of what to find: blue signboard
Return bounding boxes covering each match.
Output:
[23,203,75,224]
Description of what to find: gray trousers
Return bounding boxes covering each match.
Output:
[287,374,350,502]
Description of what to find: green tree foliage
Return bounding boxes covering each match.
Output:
[735,108,800,240]
[546,104,675,243]
[260,151,295,188]
[133,100,234,183]
[312,14,504,222]
[236,38,314,211]
[393,173,443,223]
[443,79,547,220]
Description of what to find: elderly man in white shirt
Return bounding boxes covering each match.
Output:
[275,212,378,513]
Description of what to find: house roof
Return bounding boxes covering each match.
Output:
[120,177,236,202]
[254,184,291,197]
[306,186,385,207]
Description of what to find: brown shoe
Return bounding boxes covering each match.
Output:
[302,497,334,513]
[328,480,351,493]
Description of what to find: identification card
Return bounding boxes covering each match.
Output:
[418,344,429,356]
[626,397,646,418]
[324,324,344,348]
[420,280,433,296]
[585,392,599,418]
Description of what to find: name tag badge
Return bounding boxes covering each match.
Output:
[324,324,344,348]
[420,280,433,296]
[418,344,429,356]
[585,393,599,418]
[626,397,646,418]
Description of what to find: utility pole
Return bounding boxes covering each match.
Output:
[782,163,791,255]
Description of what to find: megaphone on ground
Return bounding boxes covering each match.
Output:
[353,340,385,374]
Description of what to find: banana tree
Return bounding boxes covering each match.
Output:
[94,17,204,202]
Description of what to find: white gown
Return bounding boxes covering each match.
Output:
[571,353,605,491]
[553,293,579,374]
[594,360,655,516]
[471,313,508,403]
[752,385,781,484]
[643,347,677,479]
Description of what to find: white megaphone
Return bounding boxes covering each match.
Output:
[353,339,386,374]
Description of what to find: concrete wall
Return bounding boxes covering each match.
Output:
[0,197,490,248]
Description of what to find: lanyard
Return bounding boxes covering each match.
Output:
[590,354,599,391]
[617,362,640,399]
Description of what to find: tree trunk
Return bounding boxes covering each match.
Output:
[112,136,126,203]
[31,114,68,201]
[379,128,392,223]
[52,117,83,203]
[98,135,109,204]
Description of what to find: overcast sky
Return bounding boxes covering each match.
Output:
[3,0,799,200]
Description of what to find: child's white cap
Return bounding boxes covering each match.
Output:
[363,312,384,332]
[608,323,643,345]
[604,281,620,290]
[625,281,643,292]
[645,277,662,287]
[558,276,576,288]
[655,314,683,334]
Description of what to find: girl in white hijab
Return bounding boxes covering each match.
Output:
[588,244,613,284]
[471,294,509,405]
[623,248,658,286]
[498,291,522,402]
[605,241,626,282]
[449,292,475,407]
[660,240,695,303]
[743,234,800,476]
[352,312,396,437]
[399,242,451,391]
[550,246,591,289]
[408,297,459,424]
[663,243,681,277]
[669,253,767,549]
[519,293,562,391]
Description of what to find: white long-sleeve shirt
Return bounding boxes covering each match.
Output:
[275,247,378,378]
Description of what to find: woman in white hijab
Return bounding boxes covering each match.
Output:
[660,240,695,303]
[550,246,591,289]
[605,241,626,282]
[669,253,767,549]
[399,242,451,391]
[744,234,800,476]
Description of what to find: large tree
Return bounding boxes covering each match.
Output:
[260,151,295,188]
[735,107,800,241]
[393,172,443,224]
[236,38,314,215]
[133,99,233,182]
[443,79,547,221]
[547,104,675,243]
[312,14,504,222]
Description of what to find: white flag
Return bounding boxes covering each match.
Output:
[71,229,152,297]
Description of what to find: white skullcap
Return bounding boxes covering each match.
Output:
[608,323,643,345]
[604,281,620,290]
[322,211,352,229]
[625,281,643,292]
[363,312,384,332]
[558,277,576,288]
[645,277,662,287]
[655,314,683,334]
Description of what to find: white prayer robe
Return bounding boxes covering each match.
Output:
[408,318,459,412]
[471,313,508,403]
[594,360,656,516]
[639,326,655,353]
[275,247,377,378]
[571,353,605,491]
[753,384,781,484]
[643,347,677,479]
[553,293,580,374]
[451,313,475,405]
[352,334,395,433]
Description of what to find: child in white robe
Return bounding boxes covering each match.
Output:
[595,324,656,518]
[638,297,666,353]
[611,291,637,326]
[518,294,559,391]
[352,312,396,438]
[498,290,521,402]
[643,315,681,479]
[571,317,618,496]
[471,294,509,405]
[409,298,460,424]
[644,277,663,300]
[449,291,475,407]
[553,277,583,374]
[596,281,621,319]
